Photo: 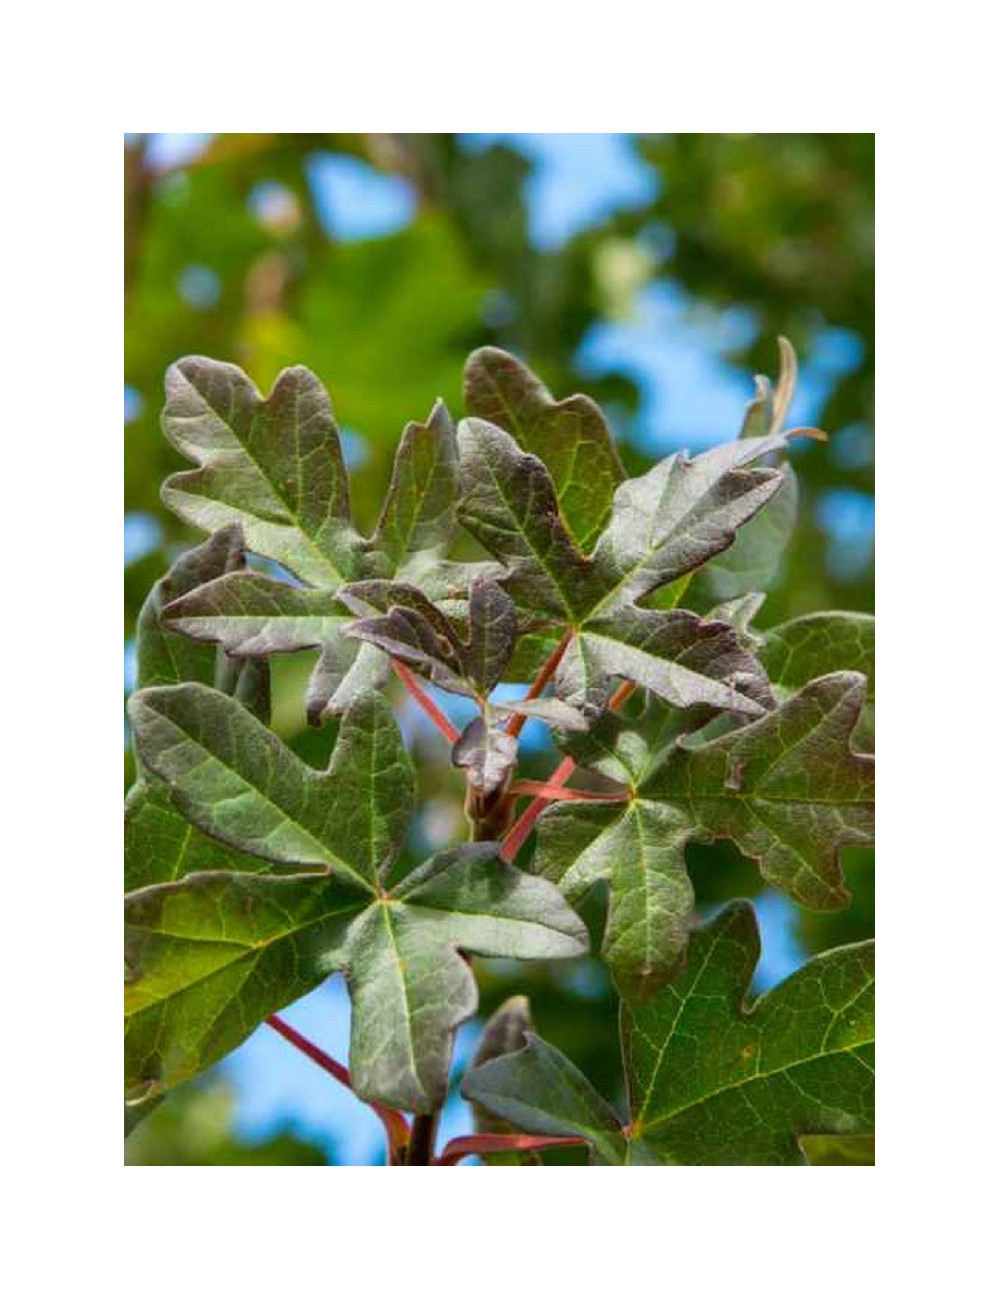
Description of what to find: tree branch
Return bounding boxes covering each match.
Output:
[505,629,574,737]
[392,659,459,743]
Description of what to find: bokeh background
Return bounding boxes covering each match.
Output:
[124,133,874,1165]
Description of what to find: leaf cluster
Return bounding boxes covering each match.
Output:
[125,342,874,1164]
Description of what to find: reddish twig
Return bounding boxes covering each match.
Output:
[505,629,574,738]
[507,779,628,803]
[434,1133,588,1165]
[392,659,459,744]
[500,679,638,863]
[500,756,577,862]
[266,1014,411,1157]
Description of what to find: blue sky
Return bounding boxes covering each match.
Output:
[127,134,868,1162]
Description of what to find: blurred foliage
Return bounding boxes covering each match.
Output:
[125,134,873,1164]
[125,1079,328,1165]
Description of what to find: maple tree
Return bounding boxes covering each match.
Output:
[124,342,874,1164]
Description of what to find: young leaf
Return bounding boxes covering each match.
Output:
[160,360,461,720]
[463,347,624,551]
[685,338,805,607]
[126,688,587,1112]
[452,716,518,797]
[462,1031,629,1167]
[342,576,517,699]
[463,902,874,1165]
[685,466,798,609]
[467,997,547,1163]
[536,673,874,997]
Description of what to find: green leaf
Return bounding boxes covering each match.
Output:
[621,902,874,1164]
[686,466,798,608]
[126,687,587,1111]
[162,358,366,588]
[457,417,596,623]
[470,997,543,1164]
[125,781,269,893]
[128,687,412,890]
[128,529,273,891]
[135,528,235,690]
[463,347,623,551]
[554,605,773,716]
[463,902,875,1165]
[588,435,789,616]
[161,570,388,725]
[462,1031,629,1166]
[370,398,459,573]
[760,611,875,750]
[159,362,463,719]
[457,417,779,712]
[537,674,874,996]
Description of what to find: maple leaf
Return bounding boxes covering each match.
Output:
[126,527,270,892]
[159,358,466,721]
[462,901,874,1165]
[457,416,782,714]
[126,686,587,1112]
[535,673,874,999]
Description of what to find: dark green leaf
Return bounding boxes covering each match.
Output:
[128,528,273,891]
[125,781,269,893]
[463,902,874,1165]
[136,524,244,691]
[463,347,623,551]
[760,611,875,750]
[129,687,412,889]
[538,674,874,995]
[621,902,874,1164]
[126,687,587,1111]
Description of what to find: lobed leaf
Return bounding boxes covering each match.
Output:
[457,416,780,713]
[162,358,365,588]
[127,528,272,893]
[159,360,462,720]
[463,902,874,1165]
[537,674,874,996]
[463,347,623,551]
[760,611,874,750]
[126,686,587,1112]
